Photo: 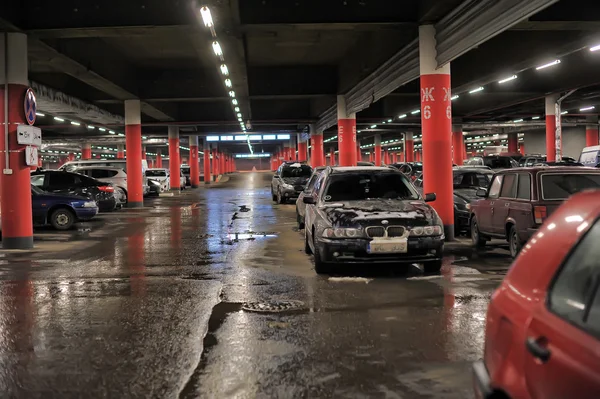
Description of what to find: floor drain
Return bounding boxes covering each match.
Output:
[242,299,305,313]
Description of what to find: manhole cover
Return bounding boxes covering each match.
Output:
[242,300,305,313]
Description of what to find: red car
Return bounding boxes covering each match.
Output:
[474,190,600,399]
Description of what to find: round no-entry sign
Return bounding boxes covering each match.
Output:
[24,88,37,126]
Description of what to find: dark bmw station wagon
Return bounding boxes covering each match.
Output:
[469,166,600,258]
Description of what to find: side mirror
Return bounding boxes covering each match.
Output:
[476,188,487,197]
[424,193,436,202]
[303,196,315,205]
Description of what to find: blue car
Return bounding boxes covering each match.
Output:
[31,185,98,230]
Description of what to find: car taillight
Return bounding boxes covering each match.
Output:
[98,186,115,193]
[534,205,547,224]
[411,175,416,181]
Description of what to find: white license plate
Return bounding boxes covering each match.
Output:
[368,238,408,254]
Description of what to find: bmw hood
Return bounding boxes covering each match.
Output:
[320,199,438,228]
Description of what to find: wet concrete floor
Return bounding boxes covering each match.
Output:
[0,172,514,398]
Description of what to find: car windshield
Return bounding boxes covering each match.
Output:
[453,171,493,188]
[541,173,600,199]
[483,157,515,168]
[323,172,419,201]
[146,170,167,177]
[281,164,312,178]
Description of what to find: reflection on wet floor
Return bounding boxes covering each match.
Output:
[0,172,513,398]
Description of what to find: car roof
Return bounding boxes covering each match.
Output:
[72,166,124,171]
[330,166,397,173]
[496,166,600,173]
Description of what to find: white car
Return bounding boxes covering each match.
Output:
[73,166,128,204]
[145,168,170,192]
[179,170,186,190]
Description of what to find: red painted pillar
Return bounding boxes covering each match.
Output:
[148,158,153,168]
[507,132,518,153]
[297,135,308,162]
[519,143,525,155]
[0,34,33,248]
[405,133,414,162]
[399,152,405,162]
[203,140,211,184]
[156,149,162,168]
[82,144,92,160]
[546,94,559,162]
[212,148,219,179]
[329,148,336,166]
[586,118,599,147]
[220,152,226,174]
[310,129,325,167]
[356,142,362,162]
[168,126,181,190]
[383,148,390,165]
[117,144,124,159]
[124,100,144,207]
[420,24,453,240]
[337,95,357,166]
[368,151,373,163]
[67,152,75,162]
[142,145,147,160]
[374,135,382,166]
[452,127,464,165]
[189,136,200,187]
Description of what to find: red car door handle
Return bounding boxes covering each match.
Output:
[526,337,551,363]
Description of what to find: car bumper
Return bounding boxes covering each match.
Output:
[74,207,98,220]
[455,209,470,231]
[472,360,493,399]
[97,198,116,212]
[281,188,303,201]
[314,236,443,264]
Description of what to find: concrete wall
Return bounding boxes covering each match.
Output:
[523,127,586,159]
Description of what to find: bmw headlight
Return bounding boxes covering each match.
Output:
[322,227,363,238]
[409,225,443,236]
[282,183,294,190]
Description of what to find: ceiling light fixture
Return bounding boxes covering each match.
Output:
[591,44,600,52]
[98,128,106,132]
[225,79,232,88]
[109,130,116,134]
[561,110,568,115]
[35,112,45,117]
[532,116,540,120]
[411,110,420,114]
[580,106,595,111]
[232,99,238,105]
[498,75,517,84]
[53,116,65,122]
[234,107,240,112]
[513,119,523,123]
[451,95,459,100]
[87,125,95,129]
[200,7,213,27]
[212,41,223,57]
[469,87,484,94]
[220,64,229,76]
[70,121,81,126]
[387,119,392,122]
[228,90,235,97]
[370,125,377,128]
[398,114,407,119]
[536,60,561,70]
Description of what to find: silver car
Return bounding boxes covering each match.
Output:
[295,166,325,229]
[271,162,313,204]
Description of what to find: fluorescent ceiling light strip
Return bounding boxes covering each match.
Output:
[451,95,459,100]
[411,110,420,114]
[54,116,65,122]
[532,116,540,120]
[469,87,484,94]
[590,44,600,52]
[200,6,213,27]
[498,75,517,84]
[536,60,560,70]
[398,114,407,119]
[580,106,595,111]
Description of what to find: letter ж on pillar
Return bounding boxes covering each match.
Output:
[125,99,144,207]
[337,95,357,166]
[420,25,454,240]
[168,126,181,191]
[0,33,33,248]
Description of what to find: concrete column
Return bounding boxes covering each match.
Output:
[203,140,211,184]
[507,132,518,153]
[211,146,219,179]
[405,132,414,162]
[68,152,75,161]
[586,116,599,147]
[117,144,124,159]
[545,94,560,162]
[310,126,325,167]
[156,149,162,168]
[383,148,390,165]
[337,95,357,166]
[0,33,33,248]
[297,134,308,162]
[420,24,453,240]
[518,142,525,155]
[189,136,200,187]
[220,151,226,174]
[374,134,382,166]
[452,125,464,165]
[82,143,92,160]
[168,126,180,191]
[125,99,143,207]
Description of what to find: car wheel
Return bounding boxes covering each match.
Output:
[271,187,277,202]
[304,229,312,254]
[471,216,487,247]
[509,225,522,258]
[116,187,127,204]
[50,208,75,231]
[277,189,285,204]
[313,234,331,274]
[423,259,443,274]
[296,208,305,229]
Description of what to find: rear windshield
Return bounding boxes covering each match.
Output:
[541,173,600,200]
[483,157,516,169]
[324,172,419,202]
[453,171,493,188]
[281,164,312,178]
[146,170,167,177]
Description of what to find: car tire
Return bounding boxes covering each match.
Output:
[277,189,286,204]
[471,216,487,247]
[50,208,75,231]
[117,187,128,204]
[296,208,305,230]
[423,260,443,274]
[313,234,331,275]
[509,225,522,258]
[304,230,312,254]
